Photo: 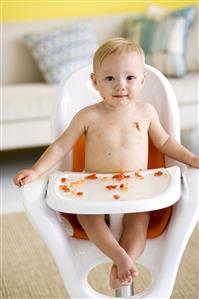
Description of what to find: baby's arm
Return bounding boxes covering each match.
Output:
[148,104,199,168]
[13,110,87,186]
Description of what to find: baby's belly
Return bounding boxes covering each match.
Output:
[85,147,148,173]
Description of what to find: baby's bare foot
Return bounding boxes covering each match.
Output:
[109,250,139,289]
[109,264,132,289]
[117,250,138,282]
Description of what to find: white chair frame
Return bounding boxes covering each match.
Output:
[22,65,199,298]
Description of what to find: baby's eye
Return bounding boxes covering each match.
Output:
[126,75,136,80]
[105,76,114,81]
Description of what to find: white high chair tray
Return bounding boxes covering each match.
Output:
[46,166,181,214]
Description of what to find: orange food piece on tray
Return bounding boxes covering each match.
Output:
[154,171,163,176]
[59,185,70,192]
[112,173,130,181]
[101,176,110,182]
[70,179,85,187]
[61,177,67,183]
[134,171,144,179]
[113,194,120,200]
[106,185,117,190]
[120,183,128,191]
[85,173,98,179]
[76,192,84,196]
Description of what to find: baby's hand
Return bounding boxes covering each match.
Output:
[189,155,199,168]
[13,169,38,187]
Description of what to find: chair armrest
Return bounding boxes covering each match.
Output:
[181,166,199,211]
[22,177,71,253]
[22,177,57,227]
[144,166,199,298]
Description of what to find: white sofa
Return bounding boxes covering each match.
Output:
[1,14,198,152]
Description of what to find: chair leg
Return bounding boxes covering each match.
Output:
[115,283,134,297]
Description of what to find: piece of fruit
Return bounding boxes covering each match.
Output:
[101,176,110,182]
[113,194,120,200]
[76,192,84,196]
[85,173,98,179]
[61,177,67,183]
[134,171,144,179]
[154,171,163,176]
[59,185,70,192]
[106,185,117,190]
[112,173,130,181]
[119,183,128,191]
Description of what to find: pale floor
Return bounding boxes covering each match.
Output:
[1,147,47,214]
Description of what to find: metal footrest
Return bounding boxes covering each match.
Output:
[115,283,134,297]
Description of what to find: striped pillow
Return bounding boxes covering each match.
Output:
[126,6,197,77]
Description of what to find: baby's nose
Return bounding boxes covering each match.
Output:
[115,79,126,90]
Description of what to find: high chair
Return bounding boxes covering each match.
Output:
[22,65,199,298]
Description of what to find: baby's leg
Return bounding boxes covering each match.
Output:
[77,214,134,286]
[120,212,150,260]
[110,212,150,288]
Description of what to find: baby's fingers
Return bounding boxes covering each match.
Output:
[19,175,32,186]
[13,170,33,187]
[13,173,25,186]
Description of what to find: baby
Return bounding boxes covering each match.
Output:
[14,38,199,289]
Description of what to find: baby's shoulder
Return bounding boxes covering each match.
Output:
[135,101,156,114]
[75,102,101,120]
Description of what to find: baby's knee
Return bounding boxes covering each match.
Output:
[76,214,90,228]
[77,214,104,229]
[140,212,150,224]
[123,212,150,230]
[137,212,150,228]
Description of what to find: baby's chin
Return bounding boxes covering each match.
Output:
[116,98,130,106]
[121,98,130,105]
[103,97,131,108]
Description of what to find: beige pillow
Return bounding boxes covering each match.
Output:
[23,20,98,84]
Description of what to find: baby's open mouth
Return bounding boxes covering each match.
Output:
[113,95,128,98]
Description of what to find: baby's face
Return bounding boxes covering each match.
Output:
[91,52,145,108]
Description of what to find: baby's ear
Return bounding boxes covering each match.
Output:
[90,73,98,90]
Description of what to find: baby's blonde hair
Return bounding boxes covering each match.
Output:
[93,37,145,73]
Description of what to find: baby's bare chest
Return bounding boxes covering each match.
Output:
[87,118,149,148]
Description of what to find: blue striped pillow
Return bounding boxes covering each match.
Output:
[126,6,197,77]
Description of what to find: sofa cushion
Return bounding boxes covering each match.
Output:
[146,5,199,72]
[23,20,97,84]
[1,84,57,122]
[168,72,198,105]
[126,5,197,77]
[2,73,197,124]
[186,13,199,71]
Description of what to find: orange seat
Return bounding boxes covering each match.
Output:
[61,135,172,240]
